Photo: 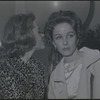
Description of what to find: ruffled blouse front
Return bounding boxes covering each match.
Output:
[64,58,83,99]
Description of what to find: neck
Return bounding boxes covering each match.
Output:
[21,47,36,63]
[64,48,80,64]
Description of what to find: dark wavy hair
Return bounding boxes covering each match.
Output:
[44,10,83,71]
[1,13,36,58]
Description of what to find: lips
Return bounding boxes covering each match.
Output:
[63,47,70,51]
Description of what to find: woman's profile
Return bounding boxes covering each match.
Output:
[0,13,46,99]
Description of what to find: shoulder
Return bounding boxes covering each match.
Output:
[80,47,100,62]
[29,58,46,77]
[0,57,15,83]
[31,58,45,70]
[80,47,100,73]
[0,57,10,69]
[80,47,100,55]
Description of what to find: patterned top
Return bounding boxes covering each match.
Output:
[0,56,46,99]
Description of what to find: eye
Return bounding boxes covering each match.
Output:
[68,33,75,38]
[55,35,62,40]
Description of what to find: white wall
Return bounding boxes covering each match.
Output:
[0,1,96,38]
[0,1,100,36]
[25,1,90,31]
[0,1,15,39]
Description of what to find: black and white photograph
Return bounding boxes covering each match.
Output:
[0,1,100,99]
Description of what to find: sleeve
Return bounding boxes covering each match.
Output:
[0,62,14,99]
[48,74,55,99]
[93,59,100,98]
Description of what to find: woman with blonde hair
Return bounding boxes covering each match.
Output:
[0,13,46,99]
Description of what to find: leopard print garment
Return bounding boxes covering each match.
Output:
[0,56,46,99]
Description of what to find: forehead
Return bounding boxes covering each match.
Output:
[53,22,75,35]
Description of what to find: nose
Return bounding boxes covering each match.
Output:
[63,37,68,45]
[40,32,44,38]
[39,32,44,40]
[39,31,45,43]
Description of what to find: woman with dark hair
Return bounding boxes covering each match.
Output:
[0,13,46,99]
[44,10,100,99]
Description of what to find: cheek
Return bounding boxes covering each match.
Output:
[54,41,62,50]
[69,38,77,48]
[35,33,41,40]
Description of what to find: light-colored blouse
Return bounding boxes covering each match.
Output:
[64,61,82,99]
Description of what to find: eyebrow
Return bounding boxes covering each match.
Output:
[53,34,61,36]
[54,31,75,36]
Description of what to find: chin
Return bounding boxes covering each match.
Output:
[60,48,76,57]
[61,52,74,57]
[40,46,45,49]
[40,44,45,49]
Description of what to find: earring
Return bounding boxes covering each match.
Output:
[54,46,57,51]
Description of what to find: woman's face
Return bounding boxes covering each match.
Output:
[32,20,45,50]
[53,22,78,57]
